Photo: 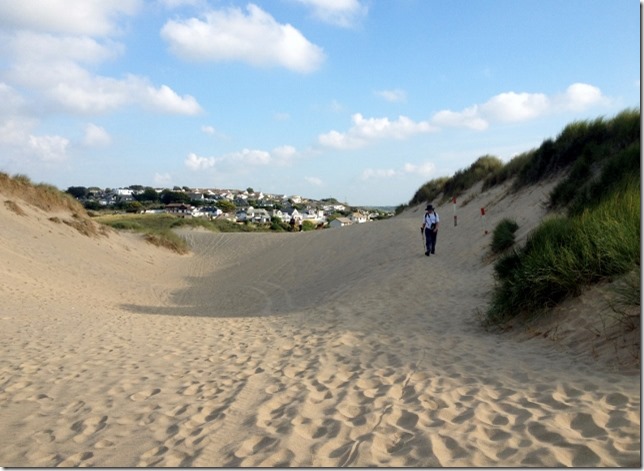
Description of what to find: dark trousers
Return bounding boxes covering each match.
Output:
[424,228,437,254]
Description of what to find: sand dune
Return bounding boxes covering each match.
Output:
[0,180,639,467]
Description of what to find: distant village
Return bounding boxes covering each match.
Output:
[67,185,394,229]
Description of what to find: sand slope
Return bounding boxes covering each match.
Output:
[0,180,639,467]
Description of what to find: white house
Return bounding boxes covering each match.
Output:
[116,188,134,196]
[350,212,368,224]
[329,217,352,229]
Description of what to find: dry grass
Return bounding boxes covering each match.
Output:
[4,200,26,216]
[1,172,106,238]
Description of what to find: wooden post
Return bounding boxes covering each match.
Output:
[481,207,488,235]
[452,196,457,226]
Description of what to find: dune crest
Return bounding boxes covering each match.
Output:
[0,179,639,467]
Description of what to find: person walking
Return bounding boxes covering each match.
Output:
[421,204,440,256]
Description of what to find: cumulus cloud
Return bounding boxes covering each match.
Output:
[185,145,300,172]
[143,84,201,115]
[432,83,609,130]
[294,0,367,27]
[5,31,123,65]
[319,113,437,149]
[6,56,201,115]
[28,134,70,162]
[432,106,488,130]
[161,4,325,73]
[185,152,216,170]
[555,83,609,111]
[0,1,201,118]
[0,113,71,163]
[83,123,111,147]
[0,0,141,36]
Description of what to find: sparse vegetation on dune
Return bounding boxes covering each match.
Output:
[0,172,107,238]
[0,172,85,214]
[94,213,275,254]
[405,108,640,328]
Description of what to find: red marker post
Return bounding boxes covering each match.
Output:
[452,196,457,226]
[481,207,488,235]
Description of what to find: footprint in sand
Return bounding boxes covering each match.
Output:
[233,435,279,459]
[56,451,94,467]
[129,388,161,401]
[33,429,55,444]
[60,399,90,416]
[71,415,108,443]
[5,380,31,392]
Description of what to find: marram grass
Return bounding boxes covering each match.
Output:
[487,177,640,324]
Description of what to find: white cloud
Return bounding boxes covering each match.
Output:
[361,161,436,181]
[0,114,71,163]
[161,4,325,73]
[7,59,201,115]
[294,0,367,27]
[272,145,298,163]
[83,123,111,147]
[480,92,550,122]
[0,82,27,117]
[0,0,141,36]
[403,162,435,177]
[0,117,35,147]
[5,31,123,65]
[319,113,437,149]
[28,134,69,162]
[360,168,397,180]
[375,89,407,103]
[432,106,489,130]
[431,83,609,130]
[555,83,609,111]
[185,145,300,173]
[143,84,202,115]
[0,4,201,118]
[185,152,216,170]
[229,148,272,166]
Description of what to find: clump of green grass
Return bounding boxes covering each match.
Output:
[96,214,188,253]
[491,218,519,253]
[487,177,640,324]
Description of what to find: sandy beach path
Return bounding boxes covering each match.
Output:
[0,181,639,467]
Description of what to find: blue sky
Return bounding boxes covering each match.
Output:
[0,0,639,206]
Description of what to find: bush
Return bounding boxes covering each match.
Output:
[491,218,519,253]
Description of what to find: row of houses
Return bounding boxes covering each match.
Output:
[85,187,354,215]
[161,203,372,228]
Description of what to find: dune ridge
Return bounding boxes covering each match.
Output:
[0,178,639,467]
